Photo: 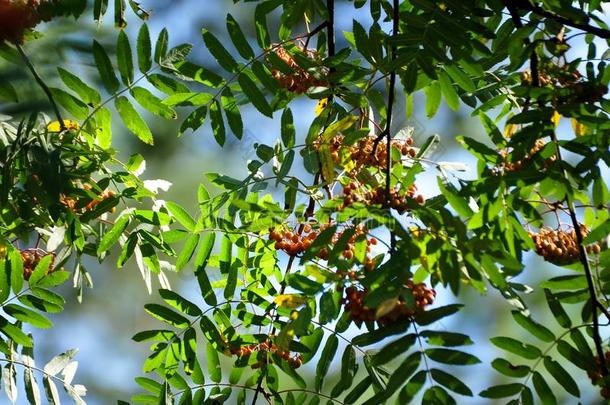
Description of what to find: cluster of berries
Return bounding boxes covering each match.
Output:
[341,182,425,214]
[229,340,303,369]
[587,351,610,399]
[520,67,607,104]
[20,248,55,280]
[270,223,378,269]
[0,0,42,43]
[269,223,319,257]
[529,225,601,266]
[270,44,326,94]
[60,184,116,214]
[320,134,417,172]
[342,280,436,327]
[496,139,556,174]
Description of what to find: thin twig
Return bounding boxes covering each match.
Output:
[16,43,66,130]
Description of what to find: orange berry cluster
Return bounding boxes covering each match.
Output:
[587,351,610,399]
[342,280,436,327]
[270,45,326,94]
[270,223,378,269]
[20,248,55,280]
[341,182,425,214]
[319,134,417,173]
[520,66,606,104]
[529,225,601,266]
[60,184,116,214]
[229,340,303,369]
[0,0,42,43]
[269,223,319,256]
[495,139,556,174]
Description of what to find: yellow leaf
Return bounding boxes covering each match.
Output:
[571,118,588,137]
[274,294,307,309]
[375,298,399,319]
[503,123,517,139]
[551,111,561,127]
[315,98,328,117]
[47,119,80,132]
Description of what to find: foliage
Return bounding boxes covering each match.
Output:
[1,0,610,404]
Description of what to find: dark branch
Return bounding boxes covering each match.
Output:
[521,2,610,39]
[16,43,66,131]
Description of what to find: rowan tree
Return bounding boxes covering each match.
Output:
[0,0,610,404]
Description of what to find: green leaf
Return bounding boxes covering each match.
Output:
[180,106,207,136]
[206,343,221,383]
[226,14,254,60]
[479,383,524,398]
[137,24,152,73]
[221,88,243,139]
[315,334,338,391]
[114,0,126,27]
[543,356,579,397]
[420,331,473,347]
[165,201,197,232]
[130,87,177,119]
[176,234,199,272]
[0,315,32,346]
[281,108,295,148]
[344,376,372,404]
[532,371,557,405]
[425,80,442,118]
[210,99,226,146]
[238,73,272,117]
[583,219,610,244]
[330,345,357,398]
[421,386,456,405]
[159,289,202,317]
[371,333,416,366]
[98,214,130,255]
[92,40,120,93]
[415,304,462,325]
[94,106,112,148]
[490,336,542,359]
[431,369,472,396]
[556,339,590,370]
[117,30,134,85]
[154,28,169,63]
[511,311,555,342]
[445,63,476,92]
[49,88,89,120]
[5,303,52,331]
[491,358,530,378]
[202,29,239,72]
[438,180,473,218]
[28,254,54,286]
[57,67,101,106]
[398,370,427,403]
[540,275,587,290]
[438,70,459,111]
[425,348,481,365]
[362,351,421,404]
[115,96,153,144]
[0,260,9,302]
[195,233,216,306]
[144,304,190,329]
[544,289,571,328]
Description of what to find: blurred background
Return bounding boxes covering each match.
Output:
[1,1,608,404]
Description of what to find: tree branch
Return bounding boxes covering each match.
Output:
[520,2,610,39]
[16,43,66,131]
